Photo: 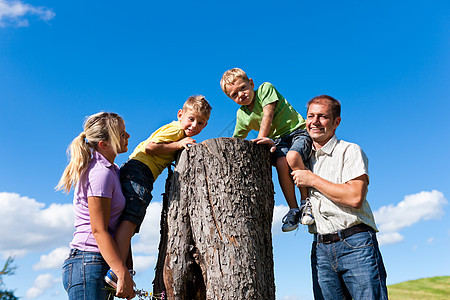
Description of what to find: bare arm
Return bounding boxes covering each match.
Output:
[145,137,196,154]
[257,102,277,138]
[291,170,368,209]
[88,197,135,299]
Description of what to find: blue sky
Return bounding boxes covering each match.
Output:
[0,0,449,299]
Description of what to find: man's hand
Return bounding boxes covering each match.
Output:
[178,137,196,150]
[251,137,276,152]
[291,169,315,187]
[292,169,369,209]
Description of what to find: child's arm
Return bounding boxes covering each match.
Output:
[257,102,277,138]
[145,137,196,154]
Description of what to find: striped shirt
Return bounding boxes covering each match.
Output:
[308,135,378,235]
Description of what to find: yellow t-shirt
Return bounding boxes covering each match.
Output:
[129,121,185,180]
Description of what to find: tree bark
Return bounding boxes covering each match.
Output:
[154,137,275,300]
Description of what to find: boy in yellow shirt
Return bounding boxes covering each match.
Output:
[105,95,211,289]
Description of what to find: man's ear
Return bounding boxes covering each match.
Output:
[334,116,341,129]
[249,78,255,89]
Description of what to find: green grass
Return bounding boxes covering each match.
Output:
[388,276,450,300]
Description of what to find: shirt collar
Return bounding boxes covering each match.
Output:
[314,135,338,156]
[92,150,113,168]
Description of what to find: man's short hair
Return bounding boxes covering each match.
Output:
[220,68,250,96]
[183,95,212,119]
[307,95,341,119]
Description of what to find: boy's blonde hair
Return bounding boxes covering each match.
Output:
[56,112,124,193]
[220,68,250,96]
[182,95,212,119]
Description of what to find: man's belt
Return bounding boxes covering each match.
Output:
[316,223,374,244]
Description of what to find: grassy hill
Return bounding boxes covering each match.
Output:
[388,276,450,300]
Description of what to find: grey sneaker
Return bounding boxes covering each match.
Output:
[300,199,314,225]
[282,208,300,232]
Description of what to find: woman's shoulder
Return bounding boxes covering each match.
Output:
[86,154,117,182]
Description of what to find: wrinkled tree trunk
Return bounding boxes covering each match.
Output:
[154,137,275,300]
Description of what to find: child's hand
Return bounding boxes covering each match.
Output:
[178,137,196,150]
[251,137,276,153]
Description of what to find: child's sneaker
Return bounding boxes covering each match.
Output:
[104,269,118,289]
[104,269,136,290]
[281,208,300,232]
[300,198,314,225]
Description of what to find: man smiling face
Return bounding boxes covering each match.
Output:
[306,101,341,149]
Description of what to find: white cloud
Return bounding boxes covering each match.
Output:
[25,273,59,299]
[279,295,308,300]
[0,0,55,27]
[273,204,289,234]
[132,201,163,255]
[133,255,157,273]
[0,192,74,257]
[280,296,303,300]
[374,190,447,245]
[33,247,70,270]
[376,231,404,245]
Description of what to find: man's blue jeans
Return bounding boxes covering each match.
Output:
[62,249,113,300]
[311,230,388,300]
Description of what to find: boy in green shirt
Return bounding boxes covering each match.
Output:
[220,68,313,232]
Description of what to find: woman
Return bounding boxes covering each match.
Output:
[57,112,135,299]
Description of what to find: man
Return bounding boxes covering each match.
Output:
[291,95,388,300]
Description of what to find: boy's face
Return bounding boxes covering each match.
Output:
[177,109,208,137]
[225,77,255,107]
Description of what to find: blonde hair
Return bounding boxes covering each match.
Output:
[56,112,123,193]
[182,95,212,119]
[220,68,250,96]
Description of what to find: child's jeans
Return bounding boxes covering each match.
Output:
[119,159,154,233]
[271,128,312,165]
[62,248,112,300]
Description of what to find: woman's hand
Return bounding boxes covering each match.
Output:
[88,196,135,299]
[115,271,135,299]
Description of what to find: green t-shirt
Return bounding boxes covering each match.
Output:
[232,82,305,140]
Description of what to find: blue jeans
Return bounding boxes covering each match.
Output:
[311,230,388,300]
[62,249,114,300]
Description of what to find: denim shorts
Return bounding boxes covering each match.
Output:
[62,248,113,300]
[120,159,155,233]
[271,128,312,165]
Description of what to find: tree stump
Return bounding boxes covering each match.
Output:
[154,137,275,300]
